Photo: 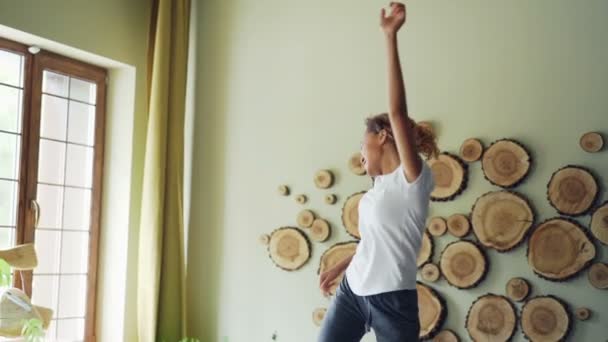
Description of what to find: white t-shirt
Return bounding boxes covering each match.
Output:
[345,161,435,296]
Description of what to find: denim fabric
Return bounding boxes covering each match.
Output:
[317,274,420,342]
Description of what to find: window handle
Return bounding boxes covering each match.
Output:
[31,199,40,228]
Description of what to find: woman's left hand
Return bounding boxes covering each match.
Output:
[381,2,407,36]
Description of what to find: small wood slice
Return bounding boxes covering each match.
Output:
[417,282,447,340]
[341,191,366,239]
[521,295,571,342]
[590,200,608,245]
[580,131,604,152]
[428,216,447,237]
[349,152,366,175]
[505,277,530,302]
[318,241,358,295]
[527,217,596,281]
[427,152,468,202]
[267,227,311,271]
[324,194,337,205]
[432,329,459,342]
[471,190,535,252]
[481,138,531,188]
[465,294,517,342]
[588,262,608,289]
[296,209,315,228]
[417,231,434,267]
[575,307,591,321]
[310,218,331,242]
[277,185,290,196]
[312,307,327,326]
[295,194,307,204]
[314,169,334,189]
[446,214,470,238]
[547,165,598,217]
[421,262,441,282]
[459,138,484,162]
[258,234,270,246]
[440,240,487,289]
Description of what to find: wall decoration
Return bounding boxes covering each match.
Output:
[296,209,315,228]
[459,138,484,162]
[348,152,366,175]
[579,131,604,152]
[588,262,608,289]
[341,191,366,239]
[547,165,599,216]
[417,231,434,267]
[310,218,331,242]
[446,214,470,238]
[417,281,447,340]
[505,277,530,302]
[312,307,327,327]
[481,138,531,188]
[421,262,441,282]
[317,241,358,295]
[527,217,595,281]
[314,169,334,189]
[575,307,591,321]
[520,295,571,341]
[324,194,337,205]
[277,185,290,196]
[590,201,608,245]
[465,294,517,342]
[470,190,535,252]
[258,234,270,246]
[267,227,311,271]
[428,216,447,237]
[427,152,468,202]
[439,240,488,289]
[432,329,459,342]
[295,194,308,204]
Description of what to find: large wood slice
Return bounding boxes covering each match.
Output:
[505,277,530,302]
[417,281,447,340]
[310,218,331,242]
[547,165,599,217]
[417,231,434,268]
[428,216,447,237]
[459,138,484,162]
[588,262,608,289]
[439,240,488,289]
[481,139,531,188]
[342,191,366,239]
[470,190,535,252]
[432,329,459,342]
[579,131,604,152]
[521,295,571,342]
[590,200,608,245]
[465,294,517,342]
[267,227,311,271]
[318,241,358,295]
[527,217,596,281]
[446,214,470,238]
[427,152,468,202]
[348,152,366,175]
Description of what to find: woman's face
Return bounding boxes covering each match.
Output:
[360,130,388,176]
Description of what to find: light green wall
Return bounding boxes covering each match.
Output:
[188,0,608,341]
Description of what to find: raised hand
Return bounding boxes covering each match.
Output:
[380,2,407,36]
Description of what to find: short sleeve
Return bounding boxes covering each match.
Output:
[399,162,431,188]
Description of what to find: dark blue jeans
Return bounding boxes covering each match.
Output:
[318,274,420,342]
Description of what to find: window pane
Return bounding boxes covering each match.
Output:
[34,229,61,274]
[32,275,59,314]
[41,94,68,141]
[0,49,23,87]
[0,84,22,133]
[0,227,15,250]
[65,144,93,188]
[0,179,17,226]
[36,184,63,229]
[38,139,66,184]
[68,101,95,146]
[0,132,19,180]
[57,275,87,318]
[56,318,85,341]
[43,71,69,97]
[69,77,96,104]
[60,231,89,274]
[63,187,91,230]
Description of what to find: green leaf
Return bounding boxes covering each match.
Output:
[21,318,44,342]
[0,258,11,287]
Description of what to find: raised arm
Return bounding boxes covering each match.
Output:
[381,2,422,183]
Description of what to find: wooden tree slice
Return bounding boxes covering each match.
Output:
[471,190,535,252]
[277,185,290,196]
[465,293,517,342]
[417,231,434,267]
[427,152,468,202]
[428,216,447,237]
[505,277,530,302]
[580,131,604,152]
[481,139,531,188]
[421,262,441,282]
[446,214,470,237]
[296,209,315,228]
[258,233,270,246]
[417,281,447,340]
[295,194,307,204]
[459,138,484,162]
[341,191,366,239]
[312,307,327,326]
[547,165,599,217]
[521,295,571,342]
[310,218,331,242]
[527,217,596,281]
[432,329,459,342]
[324,194,337,205]
[267,227,311,271]
[314,169,334,189]
[575,307,591,321]
[348,152,366,175]
[590,201,608,245]
[439,240,488,289]
[318,241,358,295]
[588,262,608,289]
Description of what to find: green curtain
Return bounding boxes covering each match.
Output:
[137,0,190,341]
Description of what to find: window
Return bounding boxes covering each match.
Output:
[0,37,106,342]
